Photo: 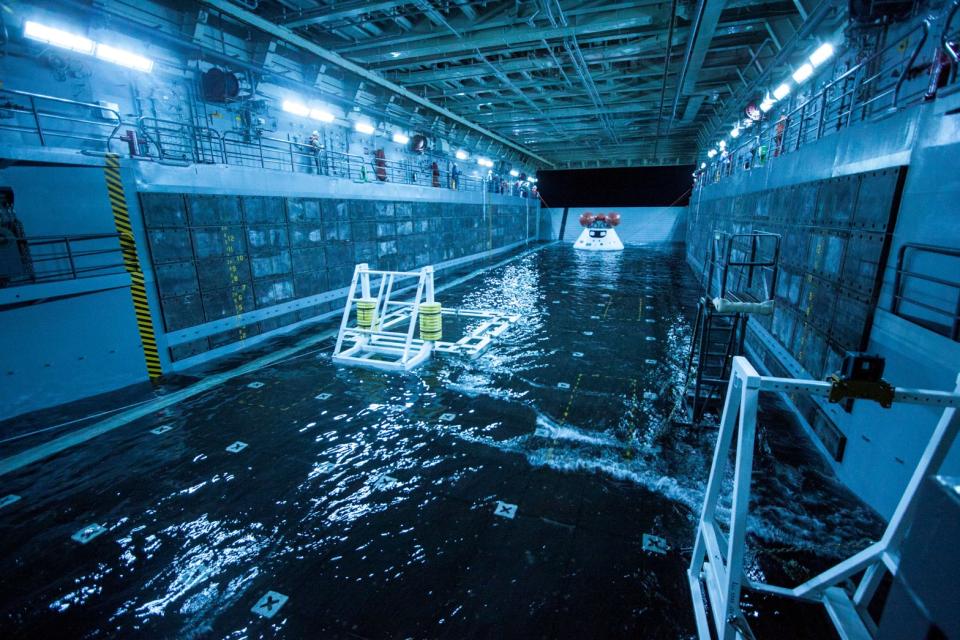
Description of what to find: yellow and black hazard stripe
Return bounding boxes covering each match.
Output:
[104,153,163,380]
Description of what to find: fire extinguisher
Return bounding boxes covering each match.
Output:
[122,129,139,157]
[925,48,952,101]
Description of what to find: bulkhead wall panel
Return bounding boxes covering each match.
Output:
[687,167,906,462]
[139,192,531,362]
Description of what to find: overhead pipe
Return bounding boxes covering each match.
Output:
[653,0,679,157]
[200,0,554,166]
[669,0,725,127]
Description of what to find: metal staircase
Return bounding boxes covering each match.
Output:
[682,232,781,425]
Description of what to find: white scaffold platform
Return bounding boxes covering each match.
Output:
[689,356,960,640]
[332,263,519,371]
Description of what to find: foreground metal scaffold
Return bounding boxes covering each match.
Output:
[689,356,960,640]
[332,263,518,371]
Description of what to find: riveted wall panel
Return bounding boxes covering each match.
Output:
[687,166,905,384]
[140,191,535,361]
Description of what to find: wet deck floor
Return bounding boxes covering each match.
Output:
[0,244,883,639]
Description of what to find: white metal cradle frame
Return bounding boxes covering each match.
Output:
[332,262,518,371]
[689,356,960,640]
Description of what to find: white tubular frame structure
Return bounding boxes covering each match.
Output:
[690,356,960,640]
[332,263,518,371]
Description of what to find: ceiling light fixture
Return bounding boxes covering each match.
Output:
[792,63,813,84]
[310,108,335,123]
[23,20,94,54]
[282,100,310,118]
[95,43,154,72]
[810,43,835,67]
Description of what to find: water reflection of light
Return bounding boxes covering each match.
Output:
[26,245,884,637]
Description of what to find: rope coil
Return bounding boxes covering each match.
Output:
[419,302,442,341]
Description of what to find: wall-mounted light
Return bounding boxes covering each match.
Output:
[730,126,740,139]
[24,21,156,73]
[792,63,813,84]
[354,121,375,135]
[24,20,94,54]
[455,149,469,160]
[310,108,335,123]
[707,149,717,158]
[509,169,520,177]
[95,43,154,73]
[810,43,834,67]
[282,100,310,117]
[701,162,707,169]
[773,83,791,100]
[718,139,726,150]
[392,132,409,144]
[476,157,493,167]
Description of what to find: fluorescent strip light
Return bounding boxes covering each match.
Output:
[773,83,791,100]
[760,97,775,113]
[509,169,520,177]
[810,43,834,67]
[354,121,375,135]
[310,108,335,123]
[792,63,813,84]
[95,43,154,73]
[282,100,310,118]
[24,20,94,54]
[392,132,409,144]
[455,150,469,160]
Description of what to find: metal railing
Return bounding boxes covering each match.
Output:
[703,17,939,183]
[0,88,122,153]
[943,0,960,84]
[891,243,960,341]
[0,233,127,288]
[134,119,502,193]
[0,87,533,198]
[137,116,224,165]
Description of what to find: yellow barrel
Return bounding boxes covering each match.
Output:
[356,298,377,329]
[419,302,442,341]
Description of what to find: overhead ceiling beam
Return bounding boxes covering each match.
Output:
[679,0,729,96]
[201,0,554,167]
[283,1,411,29]
[340,7,660,64]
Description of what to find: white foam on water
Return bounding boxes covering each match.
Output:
[533,414,619,447]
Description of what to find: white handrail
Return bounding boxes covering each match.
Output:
[689,356,960,640]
